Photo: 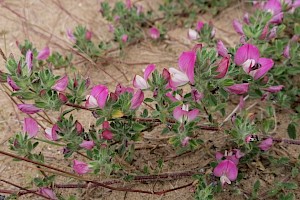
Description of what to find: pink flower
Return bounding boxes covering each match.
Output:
[37,47,50,60]
[125,0,132,9]
[85,95,98,108]
[166,92,182,102]
[216,150,244,165]
[283,44,290,58]
[89,85,109,109]
[149,27,160,39]
[191,89,204,102]
[39,187,57,200]
[226,83,250,95]
[108,24,115,33]
[234,44,274,80]
[121,34,128,43]
[181,137,190,147]
[267,26,278,40]
[58,93,68,103]
[262,85,284,93]
[215,57,230,79]
[173,104,199,123]
[137,5,143,15]
[188,29,198,40]
[23,118,39,138]
[73,160,89,175]
[7,76,20,91]
[259,138,273,151]
[17,104,41,114]
[52,75,68,92]
[67,29,75,42]
[80,140,95,150]
[130,89,144,109]
[133,64,156,89]
[26,50,33,72]
[85,30,92,40]
[102,121,110,129]
[232,19,244,35]
[263,0,283,24]
[213,160,238,186]
[168,68,190,88]
[45,124,59,141]
[196,21,204,31]
[114,83,134,96]
[75,121,83,134]
[102,130,113,140]
[238,96,245,110]
[217,40,229,58]
[243,13,250,24]
[178,51,196,84]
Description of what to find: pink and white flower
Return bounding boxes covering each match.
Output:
[130,89,144,109]
[213,160,238,186]
[80,140,95,150]
[234,44,274,80]
[133,64,155,89]
[73,160,90,175]
[86,85,109,109]
[173,104,199,123]
[37,47,50,60]
[45,124,59,141]
[23,118,39,138]
[188,29,199,40]
[226,83,250,95]
[17,104,41,114]
[52,75,69,92]
[149,27,160,39]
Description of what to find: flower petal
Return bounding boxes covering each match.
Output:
[37,47,50,60]
[143,64,156,80]
[253,58,274,80]
[234,44,260,66]
[178,51,196,84]
[215,57,230,79]
[226,83,250,95]
[187,109,199,122]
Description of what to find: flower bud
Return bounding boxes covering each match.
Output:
[37,47,50,60]
[73,160,90,175]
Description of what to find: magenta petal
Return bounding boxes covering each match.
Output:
[37,47,50,60]
[217,40,229,58]
[130,89,144,109]
[262,85,284,93]
[232,19,244,35]
[238,96,245,110]
[45,124,59,141]
[260,24,269,40]
[17,104,41,114]
[73,160,89,175]
[226,83,250,95]
[191,89,204,102]
[234,44,260,66]
[102,130,113,140]
[7,76,20,91]
[259,138,273,151]
[283,44,290,58]
[39,187,57,200]
[253,58,274,80]
[79,140,95,150]
[215,152,224,161]
[213,160,238,181]
[187,109,199,122]
[264,0,282,15]
[143,64,156,80]
[270,12,283,24]
[149,27,160,39]
[26,50,33,72]
[178,51,196,84]
[215,57,230,79]
[91,85,109,109]
[173,106,184,123]
[196,21,204,31]
[133,75,148,89]
[52,75,68,92]
[23,118,39,138]
[243,13,250,24]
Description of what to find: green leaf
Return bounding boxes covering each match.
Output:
[144,98,154,102]
[287,123,297,139]
[132,123,147,132]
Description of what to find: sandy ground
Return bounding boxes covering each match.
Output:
[0,0,299,199]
